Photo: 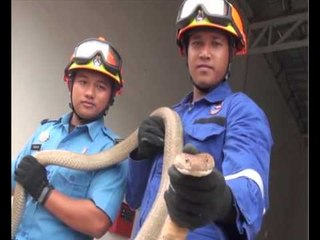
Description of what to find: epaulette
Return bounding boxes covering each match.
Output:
[41,118,58,125]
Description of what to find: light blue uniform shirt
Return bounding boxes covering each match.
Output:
[126,81,273,240]
[12,113,128,240]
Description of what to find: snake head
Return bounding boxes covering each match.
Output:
[173,152,215,177]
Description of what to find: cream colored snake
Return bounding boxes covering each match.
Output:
[12,107,214,240]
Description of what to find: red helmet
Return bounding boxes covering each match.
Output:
[176,0,247,56]
[64,37,124,95]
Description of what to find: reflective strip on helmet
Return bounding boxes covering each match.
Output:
[68,60,121,86]
[185,17,238,36]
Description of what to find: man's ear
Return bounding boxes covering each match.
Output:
[228,45,236,64]
[232,47,237,56]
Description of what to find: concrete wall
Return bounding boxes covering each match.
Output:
[12,1,308,239]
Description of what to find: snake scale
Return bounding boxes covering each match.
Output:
[12,107,214,240]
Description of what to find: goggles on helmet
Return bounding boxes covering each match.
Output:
[65,38,123,89]
[72,38,122,75]
[176,0,247,55]
[177,0,232,29]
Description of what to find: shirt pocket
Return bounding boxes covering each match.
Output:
[185,122,226,141]
[184,123,226,170]
[51,167,93,199]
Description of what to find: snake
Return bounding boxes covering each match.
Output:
[12,106,215,240]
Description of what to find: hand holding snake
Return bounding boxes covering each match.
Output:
[12,107,216,240]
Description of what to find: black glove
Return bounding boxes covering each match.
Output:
[14,155,53,204]
[164,145,236,230]
[132,116,165,160]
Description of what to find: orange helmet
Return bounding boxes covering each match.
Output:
[176,0,247,56]
[64,37,124,94]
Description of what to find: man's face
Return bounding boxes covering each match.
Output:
[187,29,230,89]
[71,69,112,123]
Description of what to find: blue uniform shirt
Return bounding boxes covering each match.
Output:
[126,81,273,240]
[12,112,128,240]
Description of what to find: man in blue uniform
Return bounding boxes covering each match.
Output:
[11,37,128,239]
[126,0,273,239]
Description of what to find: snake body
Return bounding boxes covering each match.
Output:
[12,106,214,240]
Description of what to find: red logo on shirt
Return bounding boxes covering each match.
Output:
[210,103,222,115]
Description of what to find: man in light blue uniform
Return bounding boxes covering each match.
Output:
[12,37,128,240]
[126,0,273,239]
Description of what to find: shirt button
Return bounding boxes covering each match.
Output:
[188,103,194,111]
[69,175,75,182]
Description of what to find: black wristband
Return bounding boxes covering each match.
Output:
[38,185,54,205]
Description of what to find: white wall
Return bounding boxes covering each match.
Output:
[12,1,307,239]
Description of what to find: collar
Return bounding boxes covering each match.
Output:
[60,112,105,141]
[173,81,233,108]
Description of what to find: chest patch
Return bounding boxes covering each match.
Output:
[39,130,50,142]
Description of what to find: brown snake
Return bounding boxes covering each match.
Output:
[12,107,214,240]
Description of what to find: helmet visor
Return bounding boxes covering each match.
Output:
[72,38,122,75]
[177,0,231,29]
